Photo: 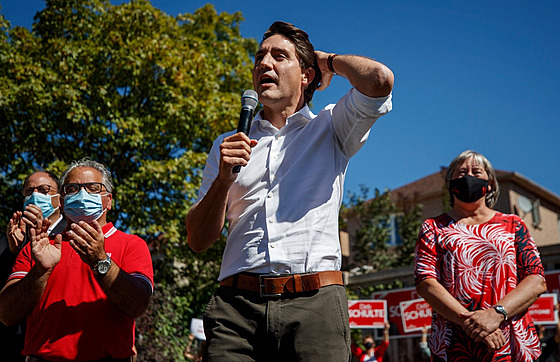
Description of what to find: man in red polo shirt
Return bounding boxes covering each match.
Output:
[0,158,153,361]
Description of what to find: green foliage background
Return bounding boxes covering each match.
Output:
[0,0,256,359]
[342,186,423,289]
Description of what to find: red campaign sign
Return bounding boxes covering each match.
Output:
[371,287,420,335]
[348,300,387,329]
[529,293,558,325]
[399,298,432,333]
[545,270,560,296]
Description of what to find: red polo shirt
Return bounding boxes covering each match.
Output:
[9,223,154,361]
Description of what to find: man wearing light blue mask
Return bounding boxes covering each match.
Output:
[0,170,67,362]
[62,182,108,224]
[0,158,153,361]
[3,171,66,256]
[23,190,58,219]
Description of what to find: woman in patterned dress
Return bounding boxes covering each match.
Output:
[415,150,547,362]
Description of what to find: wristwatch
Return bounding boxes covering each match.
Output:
[93,256,112,275]
[492,305,508,321]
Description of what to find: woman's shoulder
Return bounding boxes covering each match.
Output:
[423,213,454,227]
[489,211,524,224]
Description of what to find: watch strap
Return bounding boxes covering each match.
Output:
[327,54,338,74]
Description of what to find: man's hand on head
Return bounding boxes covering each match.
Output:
[315,51,393,97]
[315,50,336,91]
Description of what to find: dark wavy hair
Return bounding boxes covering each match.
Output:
[262,21,321,105]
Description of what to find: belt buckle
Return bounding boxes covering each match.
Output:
[259,273,289,298]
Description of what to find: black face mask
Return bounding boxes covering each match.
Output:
[449,175,489,203]
[364,342,373,350]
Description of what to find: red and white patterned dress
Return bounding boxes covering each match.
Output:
[415,212,544,362]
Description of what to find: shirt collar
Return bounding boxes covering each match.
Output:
[255,104,315,133]
[47,215,63,234]
[102,222,117,238]
[62,221,117,240]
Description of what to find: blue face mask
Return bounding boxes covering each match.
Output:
[24,192,59,218]
[63,189,106,224]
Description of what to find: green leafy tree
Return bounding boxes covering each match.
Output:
[394,196,423,267]
[342,185,422,274]
[346,186,396,271]
[0,1,257,359]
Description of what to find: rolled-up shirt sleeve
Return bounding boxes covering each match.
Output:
[331,88,392,158]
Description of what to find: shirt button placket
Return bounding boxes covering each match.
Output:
[266,132,283,265]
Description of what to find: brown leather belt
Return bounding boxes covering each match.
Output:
[220,271,343,297]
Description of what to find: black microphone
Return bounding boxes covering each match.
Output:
[233,90,259,174]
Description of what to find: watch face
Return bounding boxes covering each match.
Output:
[494,305,507,319]
[97,259,111,274]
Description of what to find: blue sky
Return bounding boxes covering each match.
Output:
[2,0,559,200]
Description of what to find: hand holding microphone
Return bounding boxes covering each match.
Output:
[232,90,259,173]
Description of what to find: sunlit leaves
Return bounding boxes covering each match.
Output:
[343,186,422,274]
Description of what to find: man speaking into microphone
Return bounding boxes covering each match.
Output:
[186,21,393,361]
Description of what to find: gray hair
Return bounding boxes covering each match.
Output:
[445,150,499,208]
[60,158,114,194]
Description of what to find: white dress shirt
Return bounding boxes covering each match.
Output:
[198,88,392,280]
[48,215,63,235]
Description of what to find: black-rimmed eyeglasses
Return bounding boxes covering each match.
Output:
[62,182,106,196]
[22,184,56,197]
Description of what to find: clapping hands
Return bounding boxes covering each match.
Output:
[6,205,51,253]
[29,219,61,272]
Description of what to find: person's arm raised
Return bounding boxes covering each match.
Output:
[383,322,390,343]
[315,51,394,97]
